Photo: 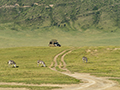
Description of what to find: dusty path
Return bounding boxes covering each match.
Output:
[0,48,120,90]
[50,48,120,90]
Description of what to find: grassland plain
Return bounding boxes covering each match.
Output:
[0,46,120,90]
[0,26,120,48]
[0,0,120,89]
[0,46,81,90]
[65,46,120,84]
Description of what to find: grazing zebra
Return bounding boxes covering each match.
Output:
[8,60,16,67]
[37,60,46,67]
[82,56,88,63]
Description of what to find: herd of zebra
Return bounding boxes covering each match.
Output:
[7,60,46,68]
[7,56,88,68]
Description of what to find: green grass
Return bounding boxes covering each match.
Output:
[0,46,81,89]
[1,45,120,89]
[0,85,61,90]
[65,46,120,83]
[0,0,120,89]
[0,0,120,31]
[55,49,70,70]
[0,26,120,48]
[56,66,66,72]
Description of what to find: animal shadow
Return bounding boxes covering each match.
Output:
[12,66,19,68]
[41,66,47,67]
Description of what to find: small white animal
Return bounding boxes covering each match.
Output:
[82,56,88,63]
[8,60,16,67]
[37,60,46,67]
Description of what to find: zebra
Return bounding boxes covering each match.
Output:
[82,56,88,63]
[8,60,16,67]
[37,60,46,67]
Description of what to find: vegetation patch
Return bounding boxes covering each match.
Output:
[65,46,120,83]
[0,85,61,90]
[0,0,120,31]
[0,47,80,85]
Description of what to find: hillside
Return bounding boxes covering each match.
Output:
[0,0,120,32]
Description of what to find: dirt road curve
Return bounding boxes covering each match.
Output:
[0,49,120,90]
[50,49,120,90]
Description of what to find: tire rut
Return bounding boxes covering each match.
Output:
[0,48,120,90]
[50,48,120,90]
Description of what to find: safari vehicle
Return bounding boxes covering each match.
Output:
[49,39,61,47]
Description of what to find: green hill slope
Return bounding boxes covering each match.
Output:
[0,0,120,48]
[0,0,120,31]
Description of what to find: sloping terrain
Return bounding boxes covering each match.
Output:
[0,0,120,31]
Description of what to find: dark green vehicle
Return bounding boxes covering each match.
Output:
[49,39,61,47]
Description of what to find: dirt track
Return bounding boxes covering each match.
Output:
[50,49,120,90]
[0,49,120,90]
